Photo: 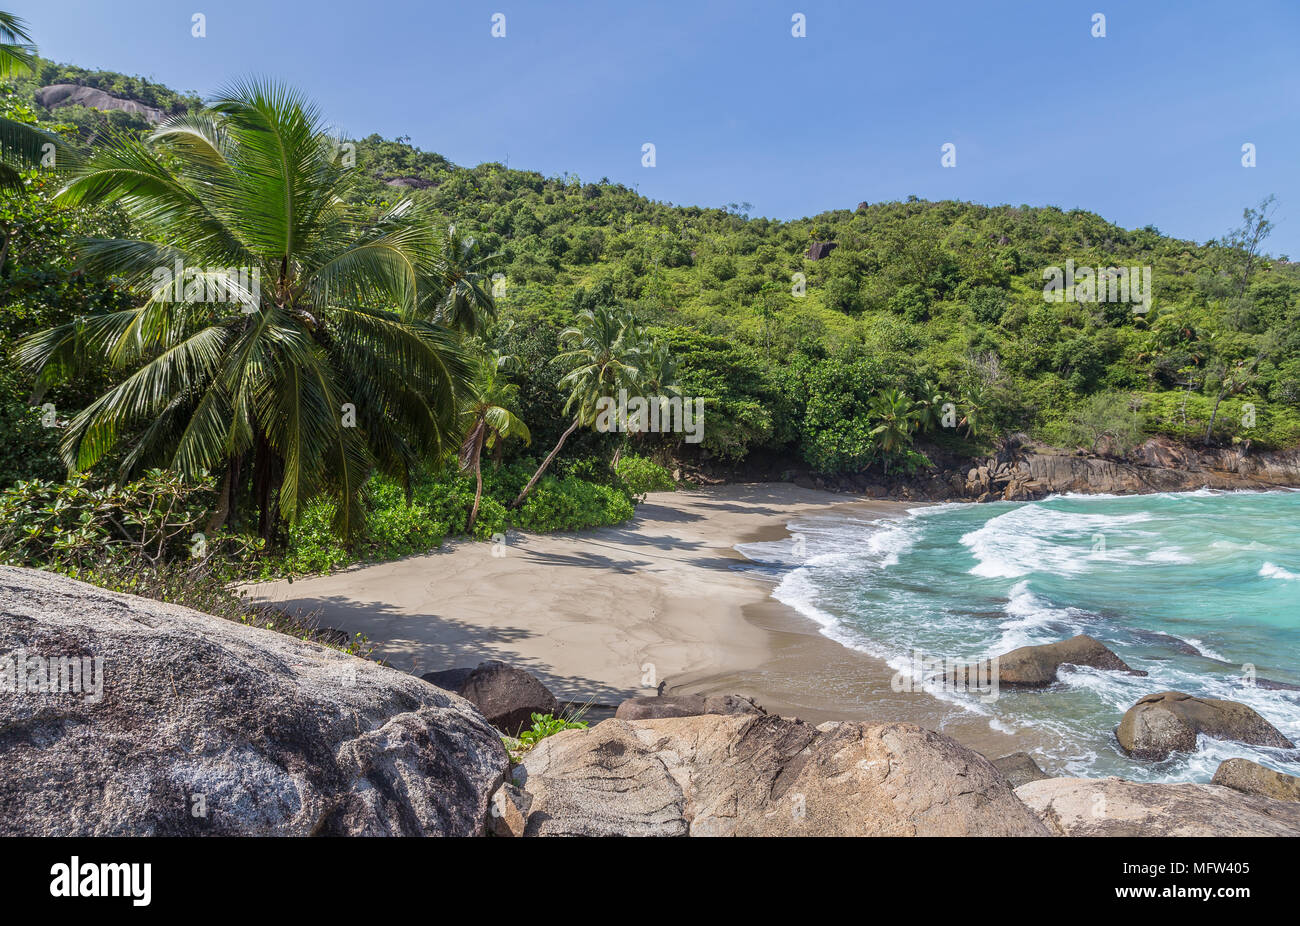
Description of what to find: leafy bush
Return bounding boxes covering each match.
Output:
[0,470,224,573]
[507,712,591,760]
[1053,390,1145,455]
[1140,391,1300,448]
[280,497,354,576]
[278,464,637,576]
[614,454,676,499]
[0,469,373,656]
[0,392,62,489]
[512,476,634,532]
[360,479,446,558]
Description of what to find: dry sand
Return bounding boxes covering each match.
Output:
[245,482,1040,759]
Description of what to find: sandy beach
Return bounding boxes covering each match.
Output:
[246,483,1041,760]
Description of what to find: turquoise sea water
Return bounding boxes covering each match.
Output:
[737,489,1300,782]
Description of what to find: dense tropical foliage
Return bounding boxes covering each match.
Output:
[2,22,1299,602]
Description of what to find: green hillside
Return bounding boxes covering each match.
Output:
[3,50,1299,587]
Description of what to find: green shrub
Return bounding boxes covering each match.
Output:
[516,713,588,749]
[0,395,62,489]
[513,476,634,532]
[1140,391,1300,448]
[281,497,352,575]
[278,464,638,577]
[614,454,676,499]
[0,470,226,573]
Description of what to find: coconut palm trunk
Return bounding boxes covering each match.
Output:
[512,415,581,508]
[463,420,487,531]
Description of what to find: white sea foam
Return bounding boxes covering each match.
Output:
[1146,548,1195,564]
[989,581,1087,654]
[959,503,1149,578]
[1260,561,1300,581]
[1183,638,1229,662]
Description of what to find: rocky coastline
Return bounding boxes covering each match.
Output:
[693,436,1300,503]
[3,566,1297,837]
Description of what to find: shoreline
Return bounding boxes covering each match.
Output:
[244,483,1041,761]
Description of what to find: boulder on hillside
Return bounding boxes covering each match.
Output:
[0,566,508,836]
[1211,758,1300,802]
[1015,776,1300,836]
[991,752,1053,788]
[613,692,765,721]
[420,660,558,736]
[957,634,1146,688]
[508,714,1048,837]
[35,84,168,123]
[1116,691,1295,761]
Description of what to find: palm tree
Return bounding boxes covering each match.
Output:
[511,306,641,507]
[0,12,77,191]
[634,337,680,399]
[957,382,987,439]
[912,379,948,433]
[868,388,919,472]
[16,80,470,540]
[0,12,34,76]
[615,333,679,466]
[458,350,529,530]
[425,224,498,336]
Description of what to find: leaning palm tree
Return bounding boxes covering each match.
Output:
[16,80,470,540]
[0,12,78,190]
[511,306,641,507]
[458,350,529,530]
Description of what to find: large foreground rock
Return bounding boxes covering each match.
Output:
[422,660,557,736]
[1212,758,1300,802]
[986,634,1145,687]
[1116,691,1294,760]
[1015,776,1300,836]
[508,713,1048,836]
[0,566,508,836]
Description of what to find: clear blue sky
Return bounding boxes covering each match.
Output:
[12,0,1300,255]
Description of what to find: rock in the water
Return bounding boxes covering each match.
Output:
[0,566,508,836]
[1116,691,1294,761]
[1211,758,1300,802]
[1015,776,1300,836]
[613,692,765,721]
[988,634,1146,687]
[991,752,1053,788]
[1256,677,1300,692]
[457,661,558,736]
[511,714,1048,836]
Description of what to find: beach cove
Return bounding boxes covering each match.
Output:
[245,484,1046,761]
